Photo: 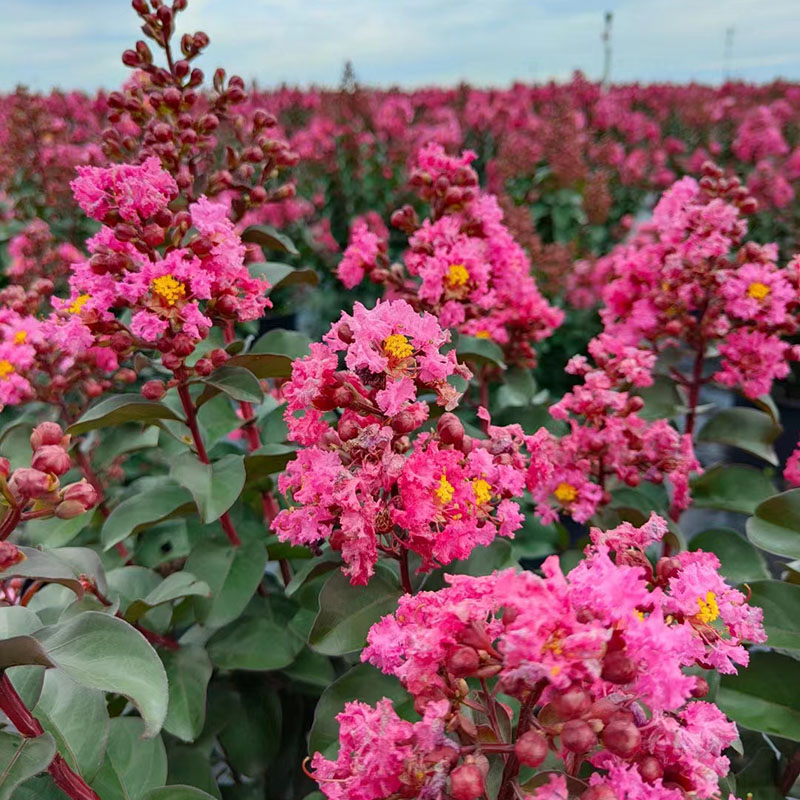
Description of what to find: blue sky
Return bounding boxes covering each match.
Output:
[1,0,799,91]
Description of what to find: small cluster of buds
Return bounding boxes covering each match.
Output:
[105,0,298,219]
[0,422,98,532]
[140,345,230,399]
[698,161,758,215]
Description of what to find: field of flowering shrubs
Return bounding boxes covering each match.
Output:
[4,2,800,800]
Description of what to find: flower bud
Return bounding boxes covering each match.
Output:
[437,412,464,447]
[514,730,549,768]
[0,457,9,479]
[690,677,709,698]
[561,719,597,753]
[195,358,213,376]
[31,445,71,476]
[602,718,641,759]
[637,755,664,783]
[172,334,196,358]
[449,764,485,800]
[656,556,681,583]
[162,352,184,371]
[446,646,480,678]
[582,785,618,800]
[142,380,166,400]
[337,417,360,442]
[601,650,637,684]
[55,500,89,519]
[9,468,53,500]
[62,480,98,510]
[552,685,592,719]
[30,422,65,450]
[0,541,25,570]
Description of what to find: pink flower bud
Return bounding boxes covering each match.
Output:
[31,445,72,476]
[142,380,166,400]
[0,541,25,570]
[55,500,89,519]
[0,457,9,479]
[62,480,98,510]
[515,730,549,768]
[446,646,480,678]
[601,650,637,684]
[552,685,592,719]
[561,719,597,753]
[601,718,642,759]
[582,786,618,800]
[637,755,664,783]
[437,412,464,447]
[30,422,65,450]
[449,764,485,800]
[9,468,53,500]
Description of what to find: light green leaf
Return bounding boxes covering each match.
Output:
[125,573,211,624]
[0,732,56,800]
[104,717,167,800]
[251,329,310,360]
[691,465,776,515]
[207,618,303,671]
[689,528,770,585]
[170,453,245,523]
[162,646,213,743]
[196,366,263,407]
[697,407,781,465]
[747,580,800,650]
[747,489,800,560]
[455,334,506,369]
[240,225,298,255]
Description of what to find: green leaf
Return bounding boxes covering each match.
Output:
[251,328,310,359]
[33,670,109,782]
[196,366,263,407]
[0,606,43,638]
[717,652,800,740]
[102,482,194,550]
[248,261,318,292]
[309,663,414,756]
[170,453,245,524]
[34,612,168,737]
[143,788,217,800]
[455,334,506,369]
[0,547,83,597]
[22,512,93,548]
[224,352,293,379]
[747,489,800,560]
[68,395,181,435]
[637,374,682,421]
[308,565,402,656]
[496,367,537,408]
[92,425,162,467]
[162,646,213,743]
[104,717,167,800]
[691,465,776,515]
[0,732,56,800]
[747,580,800,650]
[207,617,303,671]
[689,529,770,585]
[697,407,781,465]
[240,225,298,255]
[185,538,267,628]
[125,573,211,624]
[244,445,295,481]
[164,745,220,799]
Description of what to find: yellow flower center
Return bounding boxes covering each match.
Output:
[446,263,470,288]
[0,360,15,380]
[151,274,186,306]
[747,281,771,300]
[554,482,578,503]
[475,330,491,339]
[68,294,91,314]
[383,333,414,360]
[472,478,492,506]
[12,331,27,345]
[696,591,720,624]
[434,473,455,505]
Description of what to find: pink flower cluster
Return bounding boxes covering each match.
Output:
[337,145,563,368]
[273,300,539,584]
[526,368,700,524]
[311,515,765,800]
[59,156,271,350]
[571,165,800,402]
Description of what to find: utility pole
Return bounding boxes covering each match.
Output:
[723,27,735,81]
[601,12,613,89]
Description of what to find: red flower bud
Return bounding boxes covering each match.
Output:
[514,730,549,768]
[582,786,618,800]
[552,685,592,719]
[437,412,464,447]
[31,446,72,477]
[561,719,597,753]
[142,380,166,400]
[195,358,213,376]
[0,457,9,479]
[601,650,637,684]
[601,719,642,759]
[449,764,485,800]
[637,755,664,783]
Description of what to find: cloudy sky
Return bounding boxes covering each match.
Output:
[1,0,799,92]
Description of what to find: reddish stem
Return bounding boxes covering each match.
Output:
[0,506,21,541]
[497,681,546,800]
[177,383,241,547]
[399,548,413,594]
[0,672,101,800]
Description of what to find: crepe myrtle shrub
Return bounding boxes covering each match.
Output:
[1,3,800,800]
